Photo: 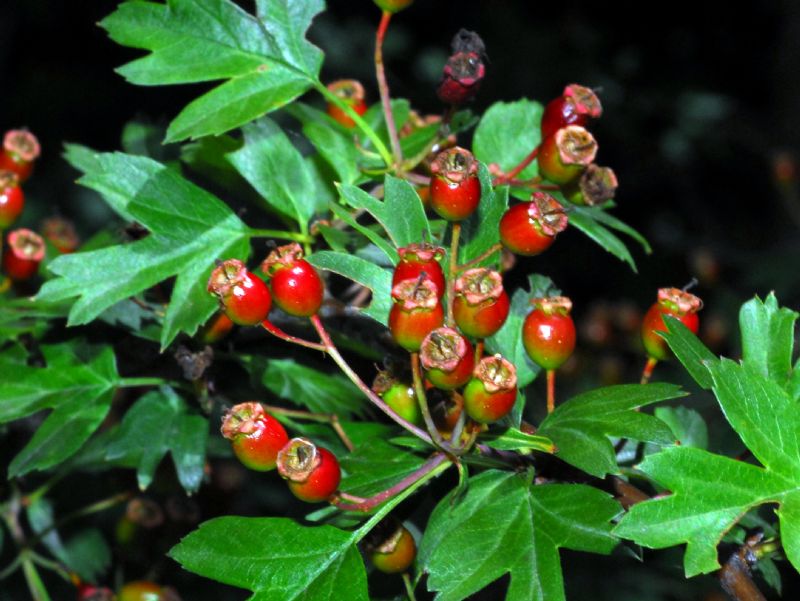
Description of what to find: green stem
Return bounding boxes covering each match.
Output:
[374,10,403,173]
[248,228,313,243]
[446,223,461,326]
[403,571,418,601]
[410,353,453,453]
[22,557,51,601]
[457,243,503,272]
[118,377,169,388]
[315,82,394,169]
[309,315,435,446]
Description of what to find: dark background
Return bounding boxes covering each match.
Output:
[1,1,799,599]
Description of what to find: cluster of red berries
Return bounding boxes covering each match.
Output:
[77,579,180,601]
[0,129,80,287]
[221,402,341,503]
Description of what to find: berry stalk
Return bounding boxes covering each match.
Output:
[494,144,541,185]
[640,356,658,384]
[456,242,502,273]
[410,352,453,452]
[446,222,462,325]
[546,369,556,414]
[261,319,326,352]
[309,315,435,446]
[375,10,404,173]
[260,404,354,452]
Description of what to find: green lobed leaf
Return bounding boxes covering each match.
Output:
[473,99,543,180]
[170,517,369,601]
[338,176,430,253]
[261,359,364,417]
[538,383,684,478]
[304,121,360,186]
[101,0,323,141]
[487,274,557,391]
[616,359,800,576]
[739,293,797,388]
[38,150,250,349]
[339,439,426,498]
[328,203,397,263]
[228,118,321,226]
[653,406,708,449]
[419,470,619,601]
[480,428,556,454]
[106,387,208,493]
[661,316,718,390]
[307,251,393,325]
[0,344,121,477]
[459,163,508,266]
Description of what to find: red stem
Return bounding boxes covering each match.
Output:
[331,453,448,512]
[375,10,403,172]
[640,356,658,384]
[261,320,326,352]
[494,144,541,185]
[309,315,434,446]
[546,369,556,414]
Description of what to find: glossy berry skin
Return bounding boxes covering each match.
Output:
[261,243,324,317]
[370,525,417,574]
[499,193,568,256]
[537,126,598,186]
[374,374,421,424]
[199,311,234,344]
[463,355,517,424]
[420,327,474,390]
[429,147,481,222]
[2,228,44,281]
[453,269,510,339]
[0,130,40,183]
[326,80,367,128]
[540,84,603,140]
[523,297,576,370]
[221,402,289,471]
[278,438,341,503]
[389,278,444,351]
[0,171,23,228]
[641,288,702,361]
[392,243,445,299]
[77,584,114,601]
[118,581,171,601]
[207,259,271,326]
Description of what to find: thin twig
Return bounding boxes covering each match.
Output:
[375,10,403,173]
[261,319,326,352]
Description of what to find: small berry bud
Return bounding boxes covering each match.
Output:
[429,147,481,222]
[373,372,421,424]
[41,216,80,253]
[436,30,486,106]
[367,522,417,574]
[453,268,510,339]
[0,129,40,182]
[564,164,618,206]
[499,192,568,256]
[2,228,45,281]
[538,126,598,185]
[326,79,367,128]
[541,84,603,140]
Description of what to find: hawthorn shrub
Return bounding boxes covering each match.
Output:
[0,1,797,600]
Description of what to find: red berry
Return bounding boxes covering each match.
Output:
[429,147,481,222]
[369,524,417,574]
[563,164,618,206]
[537,126,598,186]
[436,34,486,106]
[642,287,703,361]
[420,327,475,390]
[373,373,421,424]
[541,84,603,140]
[0,170,23,228]
[326,80,368,128]
[261,243,324,317]
[2,228,44,281]
[392,243,445,299]
[207,259,271,326]
[523,296,576,370]
[221,402,289,471]
[277,437,341,503]
[463,355,517,424]
[499,192,568,256]
[0,129,40,183]
[118,581,179,601]
[431,389,464,433]
[41,216,80,253]
[453,268,510,339]
[389,278,444,351]
[77,584,114,601]
[198,311,234,344]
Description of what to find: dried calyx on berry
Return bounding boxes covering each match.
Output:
[541,84,603,140]
[207,259,271,326]
[393,243,446,298]
[564,164,618,206]
[221,402,289,471]
[538,125,598,185]
[429,147,481,222]
[261,242,324,317]
[277,437,341,503]
[453,268,510,339]
[463,354,518,423]
[499,192,568,256]
[326,79,367,128]
[420,327,475,390]
[0,129,40,182]
[389,277,444,351]
[2,228,45,281]
[436,29,487,106]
